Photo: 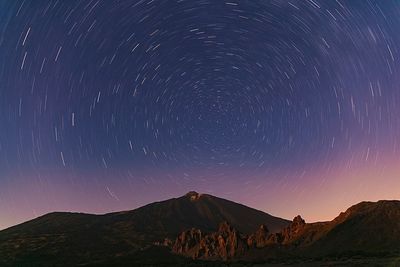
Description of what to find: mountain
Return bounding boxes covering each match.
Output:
[116,191,290,237]
[268,200,400,257]
[2,194,400,266]
[0,191,289,266]
[306,200,400,256]
[173,200,400,262]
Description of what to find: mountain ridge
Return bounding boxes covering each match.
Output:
[1,193,399,266]
[171,199,400,261]
[0,191,290,266]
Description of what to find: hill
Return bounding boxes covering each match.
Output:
[0,191,289,266]
[172,200,400,262]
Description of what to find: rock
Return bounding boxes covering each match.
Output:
[215,222,247,259]
[247,224,269,248]
[173,216,309,260]
[292,215,306,228]
[172,221,247,260]
[262,215,306,246]
[280,215,306,244]
[185,191,202,201]
[172,228,202,258]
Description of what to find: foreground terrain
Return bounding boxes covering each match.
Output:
[0,192,399,266]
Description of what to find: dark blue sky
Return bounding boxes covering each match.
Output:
[1,0,400,229]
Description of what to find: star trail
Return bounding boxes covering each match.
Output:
[1,0,400,229]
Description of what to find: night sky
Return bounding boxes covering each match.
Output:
[1,0,400,229]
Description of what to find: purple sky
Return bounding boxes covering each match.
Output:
[1,0,400,229]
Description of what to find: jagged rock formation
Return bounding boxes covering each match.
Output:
[172,222,248,260]
[247,224,269,248]
[173,216,307,260]
[174,200,400,262]
[173,228,202,257]
[267,215,306,245]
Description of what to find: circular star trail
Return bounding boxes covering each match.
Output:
[1,0,400,228]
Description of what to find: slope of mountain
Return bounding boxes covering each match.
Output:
[0,191,289,266]
[110,191,290,237]
[2,194,400,266]
[306,200,400,256]
[274,200,400,257]
[173,200,400,261]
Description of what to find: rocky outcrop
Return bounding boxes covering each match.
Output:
[247,224,269,248]
[173,216,308,261]
[281,215,306,244]
[185,191,202,201]
[172,228,202,258]
[267,215,306,245]
[172,222,247,260]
